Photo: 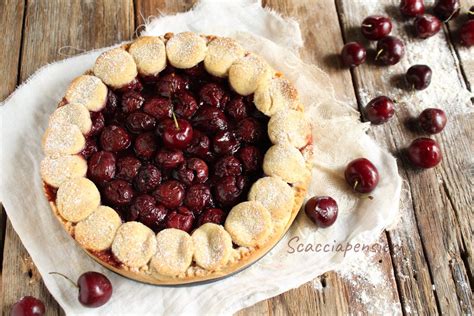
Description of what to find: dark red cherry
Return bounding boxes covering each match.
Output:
[130,194,155,222]
[103,179,134,206]
[418,108,447,134]
[121,91,144,113]
[238,146,262,173]
[183,62,206,77]
[77,272,113,308]
[165,207,194,232]
[340,42,367,67]
[100,125,131,152]
[156,73,187,97]
[175,158,209,185]
[184,184,213,212]
[115,156,141,181]
[407,138,442,168]
[118,78,143,93]
[89,111,105,136]
[213,131,241,155]
[155,148,184,169]
[406,65,432,90]
[87,151,116,183]
[126,112,156,133]
[153,180,185,209]
[235,118,263,144]
[134,165,162,193]
[174,91,198,119]
[361,15,392,41]
[143,97,172,120]
[469,6,474,20]
[226,96,251,121]
[344,158,379,193]
[132,195,168,231]
[134,132,158,160]
[214,155,242,178]
[364,96,395,125]
[197,208,225,226]
[376,36,405,65]
[81,138,99,160]
[199,83,229,108]
[214,176,245,206]
[414,14,442,38]
[434,0,460,22]
[304,196,338,228]
[103,90,119,118]
[185,130,213,161]
[192,107,228,133]
[11,296,45,316]
[162,118,193,150]
[400,0,425,17]
[460,20,474,47]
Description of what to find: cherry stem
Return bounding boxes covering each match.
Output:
[172,111,180,130]
[361,23,373,27]
[375,49,383,60]
[49,272,78,289]
[353,181,374,200]
[443,10,457,23]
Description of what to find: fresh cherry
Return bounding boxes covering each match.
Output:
[153,180,185,209]
[214,155,242,177]
[364,96,395,125]
[460,20,474,47]
[143,97,172,120]
[406,65,432,90]
[400,0,425,17]
[418,108,447,134]
[87,151,116,183]
[199,83,229,108]
[345,158,379,193]
[414,14,442,38]
[376,36,405,65]
[361,15,392,41]
[126,112,156,133]
[134,132,158,160]
[11,296,45,316]
[184,184,213,212]
[50,271,112,308]
[162,118,193,150]
[174,91,198,119]
[134,165,162,193]
[103,179,134,206]
[434,0,460,22]
[100,125,131,152]
[121,91,144,113]
[165,207,194,232]
[197,208,226,226]
[155,148,185,169]
[340,42,367,67]
[115,156,141,181]
[407,138,442,168]
[304,196,338,228]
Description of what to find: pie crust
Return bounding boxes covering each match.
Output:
[41,32,313,284]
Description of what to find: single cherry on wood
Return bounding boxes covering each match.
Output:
[304,196,339,228]
[407,138,442,168]
[414,14,442,38]
[375,36,405,66]
[406,65,432,90]
[10,296,45,316]
[361,15,392,40]
[49,271,113,308]
[345,158,379,194]
[418,108,447,134]
[460,20,474,47]
[340,42,367,67]
[434,0,460,22]
[364,96,395,125]
[400,0,425,17]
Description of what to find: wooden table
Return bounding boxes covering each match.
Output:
[1,0,472,314]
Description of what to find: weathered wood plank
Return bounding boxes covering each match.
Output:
[336,0,473,314]
[2,0,135,314]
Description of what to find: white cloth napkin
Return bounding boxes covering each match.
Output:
[0,1,402,315]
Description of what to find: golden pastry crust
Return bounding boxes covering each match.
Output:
[93,48,138,88]
[248,176,295,221]
[150,229,194,277]
[228,53,273,96]
[75,206,122,251]
[48,103,92,134]
[225,201,272,247]
[166,32,207,69]
[42,123,85,156]
[56,178,100,223]
[192,223,233,270]
[65,75,107,112]
[40,155,87,188]
[254,77,299,116]
[129,36,167,76]
[268,110,311,148]
[111,222,157,268]
[263,144,310,184]
[204,37,245,77]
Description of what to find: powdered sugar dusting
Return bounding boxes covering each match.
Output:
[65,75,107,111]
[248,176,294,220]
[166,32,207,68]
[204,37,245,77]
[42,123,85,155]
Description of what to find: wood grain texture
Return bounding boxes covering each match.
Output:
[336,0,473,314]
[1,0,135,314]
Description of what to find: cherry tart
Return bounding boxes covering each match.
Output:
[40,32,313,284]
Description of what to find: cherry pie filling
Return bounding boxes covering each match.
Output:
[64,63,271,234]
